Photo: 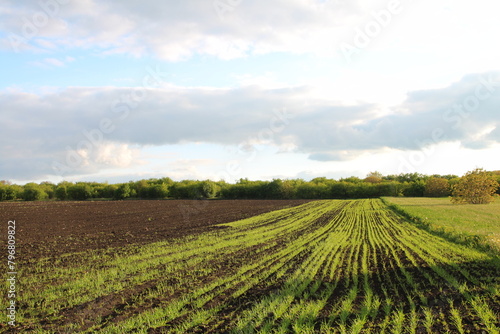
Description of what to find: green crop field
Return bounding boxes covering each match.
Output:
[3,199,499,333]
[384,197,500,251]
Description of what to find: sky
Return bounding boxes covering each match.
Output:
[1,0,499,184]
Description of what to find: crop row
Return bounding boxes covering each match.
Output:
[2,199,498,333]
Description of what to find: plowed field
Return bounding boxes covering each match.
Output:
[1,199,499,333]
[0,199,310,260]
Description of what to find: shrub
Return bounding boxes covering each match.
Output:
[114,183,131,200]
[67,183,94,201]
[451,168,499,204]
[403,180,425,197]
[22,183,48,201]
[424,178,450,197]
[200,181,219,199]
[5,185,22,200]
[55,185,69,200]
[0,184,8,201]
[149,183,169,199]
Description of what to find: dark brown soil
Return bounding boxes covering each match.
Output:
[1,199,498,334]
[0,199,310,261]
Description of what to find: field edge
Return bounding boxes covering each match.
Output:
[381,197,500,255]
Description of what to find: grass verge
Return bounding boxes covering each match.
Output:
[381,197,500,254]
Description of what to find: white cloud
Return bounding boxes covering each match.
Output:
[41,57,64,66]
[1,71,499,181]
[93,142,137,167]
[163,159,215,180]
[29,56,75,68]
[0,0,499,72]
[0,0,375,59]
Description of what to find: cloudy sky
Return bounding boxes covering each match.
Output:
[1,0,499,184]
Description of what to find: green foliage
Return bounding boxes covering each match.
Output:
[91,183,112,198]
[367,171,383,179]
[134,179,150,198]
[0,184,22,200]
[402,180,426,197]
[296,182,329,199]
[17,199,500,332]
[55,185,68,200]
[114,183,131,200]
[22,183,48,201]
[39,182,56,199]
[329,181,398,199]
[424,177,450,197]
[55,181,72,200]
[67,183,94,201]
[149,183,169,199]
[6,184,22,200]
[451,168,499,204]
[221,179,268,199]
[430,174,459,180]
[340,176,363,183]
[365,171,383,184]
[364,176,382,183]
[265,179,286,199]
[330,182,350,198]
[200,180,219,199]
[281,179,299,199]
[1,171,496,202]
[170,180,200,199]
[492,171,500,195]
[0,184,9,201]
[385,172,427,183]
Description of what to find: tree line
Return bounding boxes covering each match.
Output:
[1,170,499,202]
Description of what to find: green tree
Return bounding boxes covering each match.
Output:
[388,173,426,183]
[402,180,426,197]
[22,183,48,201]
[114,183,131,200]
[170,181,199,199]
[39,182,56,199]
[492,171,500,195]
[364,176,382,184]
[134,179,150,198]
[67,183,93,200]
[310,177,328,185]
[55,183,70,200]
[149,183,169,199]
[424,178,450,197]
[341,176,362,183]
[367,171,383,179]
[104,184,118,198]
[330,182,350,199]
[200,180,219,199]
[282,179,303,199]
[451,168,499,204]
[92,183,112,198]
[5,185,22,200]
[0,183,9,201]
[265,179,285,199]
[296,183,319,199]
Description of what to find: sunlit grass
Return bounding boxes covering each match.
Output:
[384,197,500,250]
